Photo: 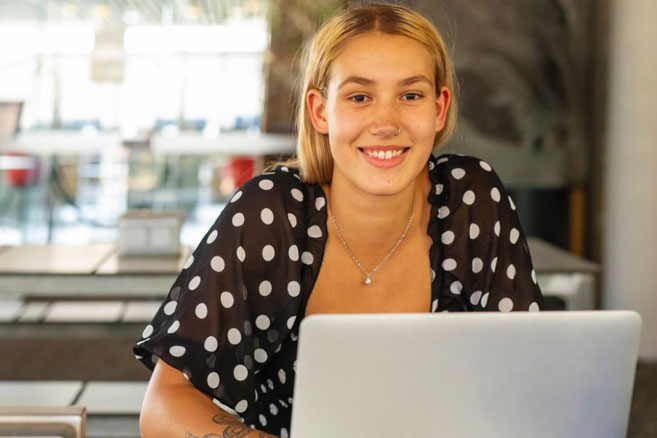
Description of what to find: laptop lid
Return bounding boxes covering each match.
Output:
[290,311,641,438]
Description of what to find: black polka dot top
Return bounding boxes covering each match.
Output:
[133,154,544,436]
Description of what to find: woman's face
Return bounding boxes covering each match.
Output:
[307,31,451,197]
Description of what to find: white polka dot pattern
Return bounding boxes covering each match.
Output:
[507,264,516,280]
[169,346,185,357]
[469,223,480,239]
[301,252,313,265]
[163,301,177,315]
[288,245,299,261]
[195,303,208,319]
[234,365,248,381]
[450,281,463,295]
[230,191,242,202]
[236,246,246,262]
[491,187,501,202]
[204,336,218,352]
[498,298,514,312]
[262,245,275,261]
[462,190,475,205]
[206,230,218,244]
[442,259,457,271]
[188,276,201,290]
[235,400,248,413]
[133,157,543,434]
[142,325,153,338]
[167,320,179,333]
[291,188,303,202]
[220,291,234,308]
[227,328,242,345]
[232,213,245,227]
[259,281,272,297]
[451,168,466,179]
[288,213,297,228]
[261,208,274,224]
[287,281,300,297]
[307,225,322,238]
[207,372,220,388]
[210,256,225,272]
[255,315,271,330]
[255,348,268,363]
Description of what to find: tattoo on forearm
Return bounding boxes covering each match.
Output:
[185,434,221,438]
[212,412,240,425]
[209,413,254,438]
[223,424,253,438]
[203,413,277,438]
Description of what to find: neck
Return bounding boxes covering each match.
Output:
[325,168,427,264]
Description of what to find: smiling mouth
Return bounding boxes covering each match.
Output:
[358,147,410,160]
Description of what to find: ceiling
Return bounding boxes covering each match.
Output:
[0,0,268,26]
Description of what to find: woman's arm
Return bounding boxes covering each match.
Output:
[140,359,278,438]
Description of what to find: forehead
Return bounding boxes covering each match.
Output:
[329,32,435,86]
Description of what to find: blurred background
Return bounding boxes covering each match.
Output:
[0,0,655,437]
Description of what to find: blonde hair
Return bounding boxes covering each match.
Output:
[281,2,458,184]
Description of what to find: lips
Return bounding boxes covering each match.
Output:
[358,146,410,168]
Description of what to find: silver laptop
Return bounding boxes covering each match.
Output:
[290,311,641,438]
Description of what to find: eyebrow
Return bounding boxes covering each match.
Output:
[337,75,433,89]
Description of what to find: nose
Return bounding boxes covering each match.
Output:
[368,100,401,138]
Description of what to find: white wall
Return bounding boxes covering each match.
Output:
[603,0,657,360]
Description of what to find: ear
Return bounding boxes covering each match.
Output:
[434,86,451,133]
[306,88,329,134]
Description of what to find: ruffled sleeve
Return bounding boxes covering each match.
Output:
[428,154,544,312]
[133,167,318,423]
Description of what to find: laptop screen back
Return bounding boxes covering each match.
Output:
[290,311,641,438]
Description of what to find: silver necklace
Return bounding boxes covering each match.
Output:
[330,199,415,286]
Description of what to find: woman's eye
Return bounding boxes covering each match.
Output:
[349,95,369,103]
[402,92,423,101]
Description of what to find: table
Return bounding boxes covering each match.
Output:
[0,243,188,297]
[0,239,600,309]
[527,237,600,310]
[0,381,145,438]
[0,381,83,407]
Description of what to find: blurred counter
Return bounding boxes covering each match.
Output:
[0,130,295,156]
[0,238,599,309]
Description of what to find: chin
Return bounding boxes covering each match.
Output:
[357,175,415,197]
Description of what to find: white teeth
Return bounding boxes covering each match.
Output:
[364,149,405,160]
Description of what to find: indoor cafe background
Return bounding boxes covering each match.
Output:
[0,0,655,437]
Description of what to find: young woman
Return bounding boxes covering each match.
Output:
[136,3,544,437]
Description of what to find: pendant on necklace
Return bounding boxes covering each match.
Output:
[364,275,372,286]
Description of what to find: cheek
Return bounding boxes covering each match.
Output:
[328,103,362,140]
[406,108,439,136]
